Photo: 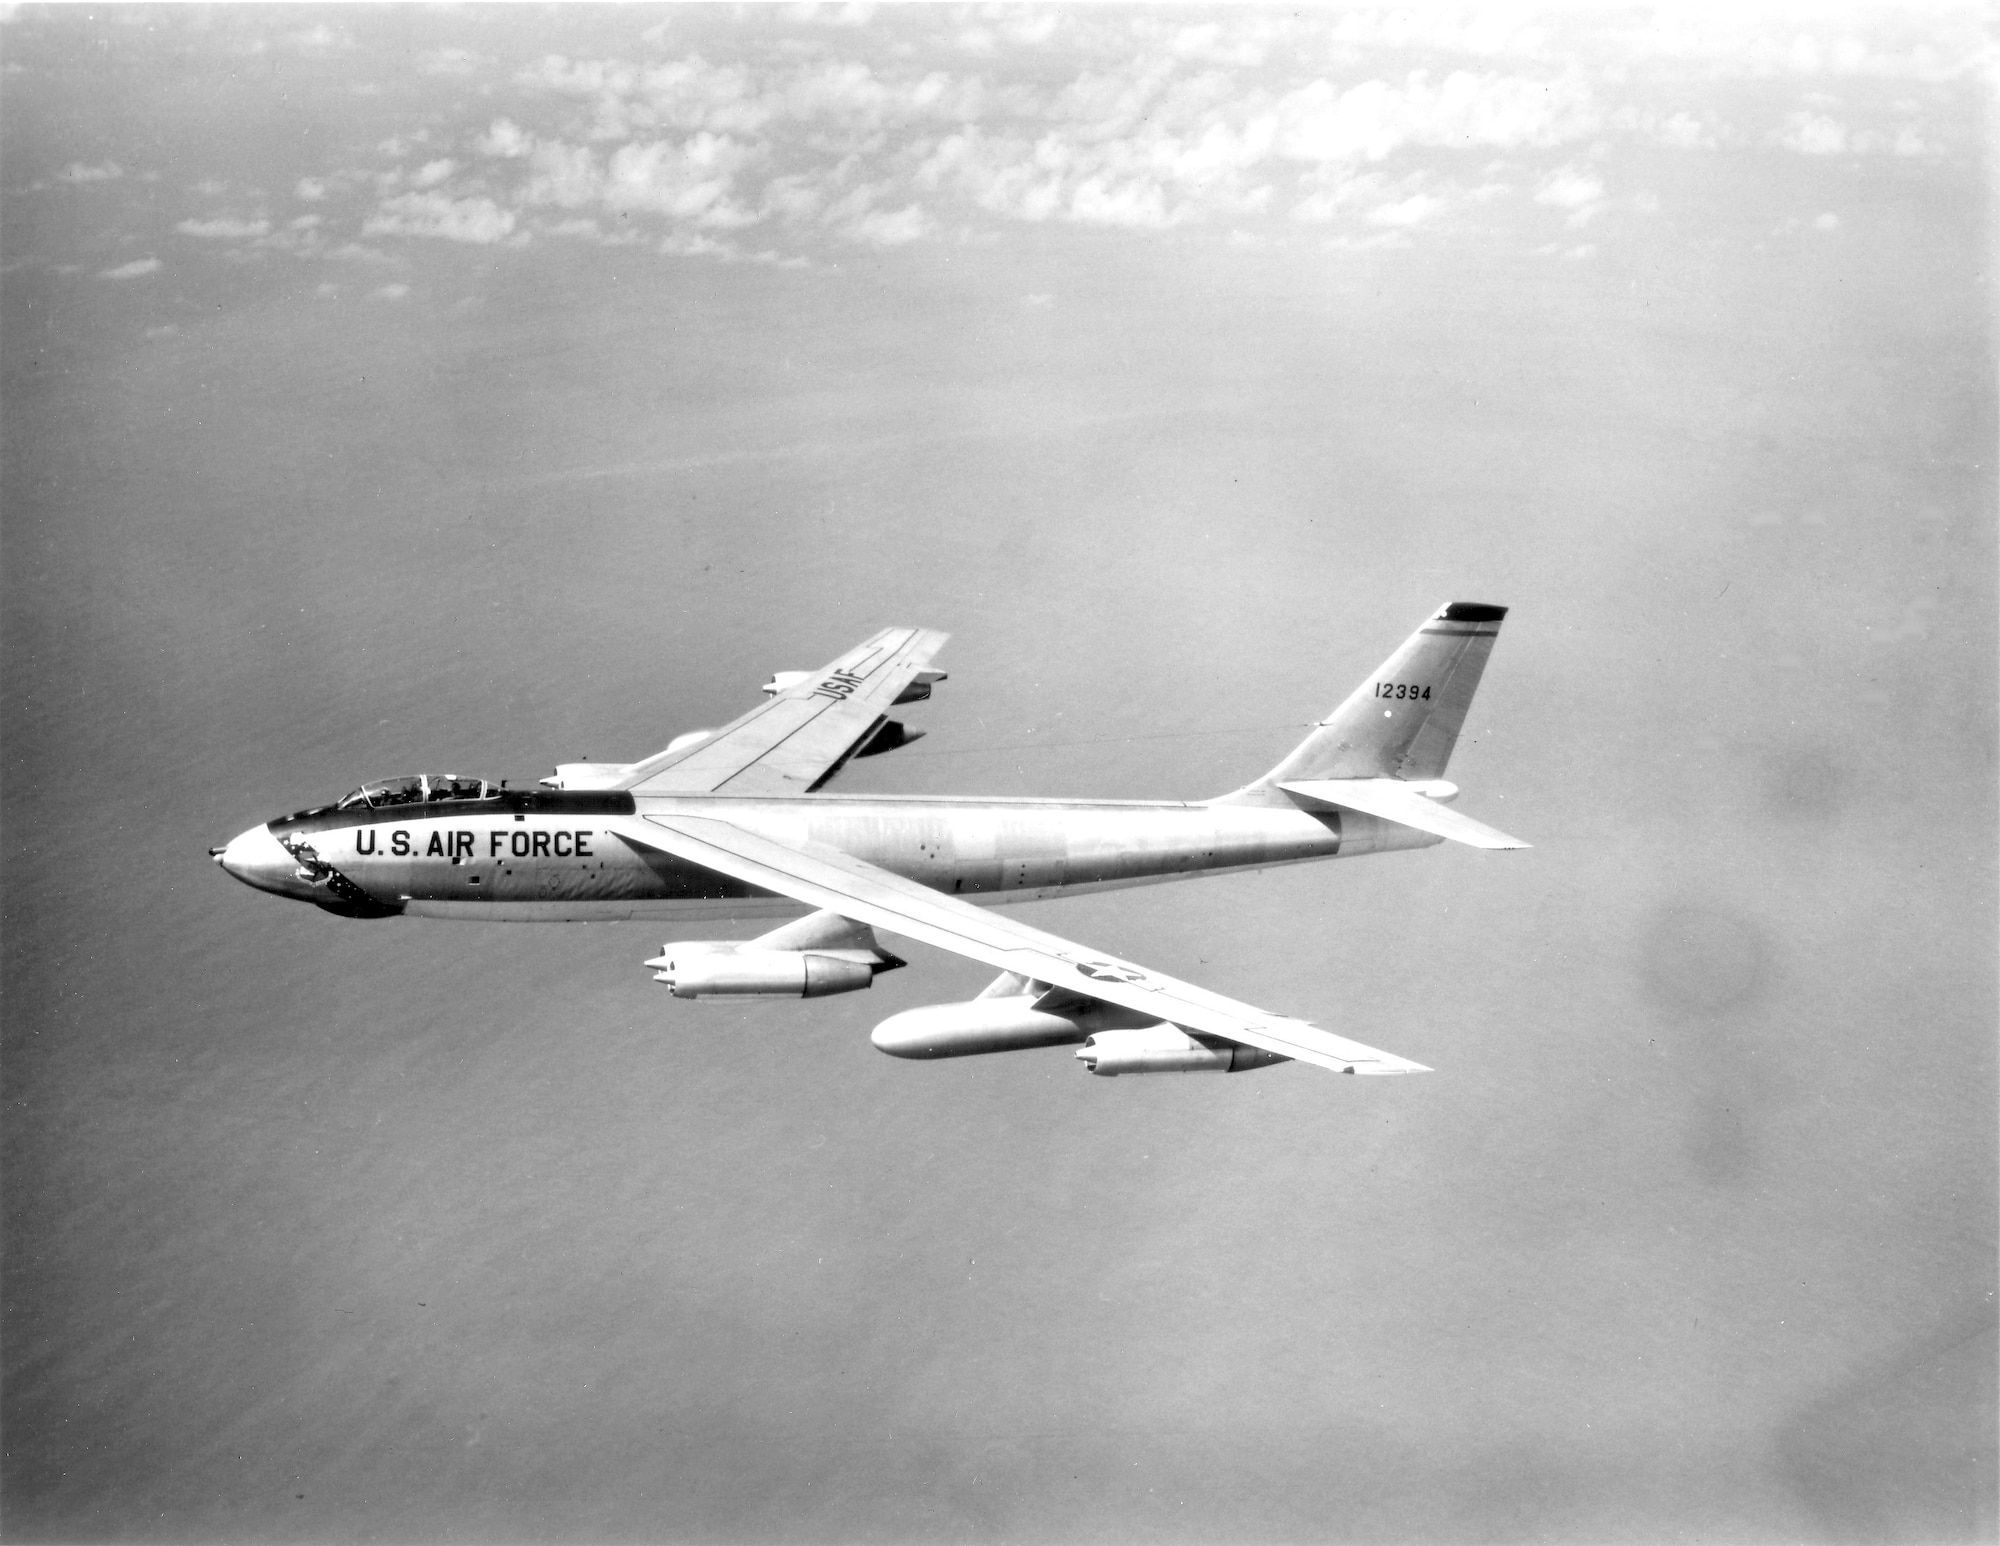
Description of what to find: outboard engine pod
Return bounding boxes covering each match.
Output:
[1074,1026,1286,1075]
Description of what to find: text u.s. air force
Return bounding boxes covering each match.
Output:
[354,828,597,859]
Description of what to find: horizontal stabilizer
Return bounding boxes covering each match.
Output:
[1280,779,1528,850]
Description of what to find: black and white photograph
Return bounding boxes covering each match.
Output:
[2,3,1993,1541]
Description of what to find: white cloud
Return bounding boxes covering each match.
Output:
[541,216,640,245]
[1534,165,1607,225]
[604,136,743,218]
[1320,8,1552,61]
[327,242,398,264]
[488,32,1624,252]
[1324,230,1409,252]
[519,54,638,99]
[1653,112,1714,149]
[1533,167,1603,208]
[1169,22,1266,68]
[1366,193,1444,227]
[370,283,411,301]
[659,230,737,259]
[1271,69,1599,164]
[521,141,600,207]
[1069,176,1182,228]
[59,161,122,183]
[477,119,534,159]
[1776,113,1847,155]
[417,47,483,77]
[1813,211,1840,231]
[841,202,932,244]
[511,133,757,227]
[364,192,519,244]
[995,10,1059,48]
[248,10,1964,268]
[784,3,877,29]
[1597,14,1979,84]
[295,177,329,201]
[254,219,328,258]
[177,216,271,239]
[287,24,352,54]
[98,257,161,279]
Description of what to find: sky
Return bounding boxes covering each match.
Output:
[2,4,1994,1542]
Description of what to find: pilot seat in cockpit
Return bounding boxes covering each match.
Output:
[335,774,496,810]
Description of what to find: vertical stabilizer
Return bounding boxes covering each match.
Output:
[1221,602,1507,800]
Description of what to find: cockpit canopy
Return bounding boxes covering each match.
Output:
[335,774,496,810]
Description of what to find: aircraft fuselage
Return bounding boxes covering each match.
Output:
[219,791,1440,923]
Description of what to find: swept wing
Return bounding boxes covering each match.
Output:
[613,814,1429,1076]
[616,627,949,797]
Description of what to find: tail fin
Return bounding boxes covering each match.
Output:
[1222,602,1507,801]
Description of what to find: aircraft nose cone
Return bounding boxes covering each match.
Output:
[216,824,297,896]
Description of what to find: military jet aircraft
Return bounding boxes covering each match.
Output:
[214,604,1523,1078]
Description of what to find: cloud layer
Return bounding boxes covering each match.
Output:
[19,6,1984,273]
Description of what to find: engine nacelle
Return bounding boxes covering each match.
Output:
[893,669,947,705]
[647,912,902,1001]
[1074,1026,1288,1076]
[853,719,923,758]
[648,946,875,1000]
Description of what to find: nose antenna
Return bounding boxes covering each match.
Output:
[208,844,227,860]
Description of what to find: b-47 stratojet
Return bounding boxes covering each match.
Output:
[214,604,1523,1078]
